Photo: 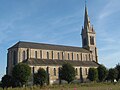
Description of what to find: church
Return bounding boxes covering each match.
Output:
[6,5,99,84]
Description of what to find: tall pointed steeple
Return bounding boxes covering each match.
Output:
[81,2,98,63]
[84,4,90,30]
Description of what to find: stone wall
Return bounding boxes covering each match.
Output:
[29,65,97,84]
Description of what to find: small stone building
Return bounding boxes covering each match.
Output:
[6,6,99,84]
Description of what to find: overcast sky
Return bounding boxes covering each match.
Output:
[0,0,120,79]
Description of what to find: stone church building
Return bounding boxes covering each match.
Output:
[6,6,99,84]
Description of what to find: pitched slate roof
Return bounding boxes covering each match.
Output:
[8,41,90,53]
[23,58,99,67]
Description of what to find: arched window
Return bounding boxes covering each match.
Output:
[77,54,79,60]
[27,49,29,59]
[80,67,82,78]
[90,36,94,45]
[86,55,87,61]
[76,68,78,75]
[35,51,37,58]
[68,53,70,60]
[22,51,26,61]
[52,51,53,59]
[62,52,64,60]
[89,54,91,61]
[54,68,56,76]
[13,51,17,65]
[46,67,49,74]
[47,52,49,59]
[85,68,88,75]
[58,52,60,60]
[72,53,73,60]
[81,53,82,61]
[40,50,42,59]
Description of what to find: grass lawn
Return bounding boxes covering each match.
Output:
[0,83,120,90]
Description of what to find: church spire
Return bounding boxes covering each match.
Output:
[84,2,90,29]
[81,1,98,62]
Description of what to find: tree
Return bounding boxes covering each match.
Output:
[115,64,120,81]
[0,81,2,88]
[97,64,108,82]
[12,63,31,86]
[60,63,75,84]
[107,68,118,82]
[34,68,47,86]
[1,75,13,89]
[88,68,98,81]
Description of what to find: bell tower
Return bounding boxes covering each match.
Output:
[81,4,98,62]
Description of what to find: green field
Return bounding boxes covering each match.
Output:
[0,83,120,90]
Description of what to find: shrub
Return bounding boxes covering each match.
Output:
[107,68,118,82]
[115,64,120,81]
[60,63,75,84]
[34,68,47,86]
[97,64,108,82]
[12,63,31,87]
[1,75,13,89]
[88,68,98,81]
